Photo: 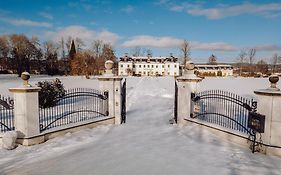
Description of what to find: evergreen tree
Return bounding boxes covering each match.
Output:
[69,40,76,60]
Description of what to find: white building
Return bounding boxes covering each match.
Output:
[118,55,180,76]
[194,64,233,76]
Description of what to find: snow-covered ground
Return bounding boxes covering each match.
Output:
[0,75,281,175]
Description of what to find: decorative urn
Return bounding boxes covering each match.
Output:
[21,72,31,86]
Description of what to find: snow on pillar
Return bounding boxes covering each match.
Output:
[176,61,202,126]
[254,75,281,156]
[9,72,43,145]
[98,60,123,125]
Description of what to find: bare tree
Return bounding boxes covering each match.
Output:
[146,48,152,56]
[59,37,66,60]
[256,59,268,75]
[10,34,41,76]
[0,35,10,70]
[180,39,191,64]
[75,37,85,52]
[237,49,247,75]
[248,48,256,65]
[65,36,72,53]
[131,47,141,57]
[271,53,279,74]
[248,48,256,74]
[93,40,103,58]
[43,40,59,75]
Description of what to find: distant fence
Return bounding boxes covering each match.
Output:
[0,95,14,132]
[39,88,109,132]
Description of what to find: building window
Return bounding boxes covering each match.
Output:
[168,65,170,68]
[162,72,164,75]
[174,65,177,68]
[156,65,158,68]
[162,65,164,68]
[148,65,150,68]
[144,65,146,68]
[139,65,141,68]
[152,65,154,68]
[174,72,176,75]
[127,65,130,68]
[168,72,170,75]
[121,65,123,68]
[133,65,135,68]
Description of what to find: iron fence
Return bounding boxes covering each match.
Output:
[191,90,257,135]
[0,95,14,132]
[39,88,109,132]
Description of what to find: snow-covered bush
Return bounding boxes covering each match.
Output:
[37,78,66,108]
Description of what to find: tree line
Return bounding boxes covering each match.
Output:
[179,40,281,76]
[0,34,116,77]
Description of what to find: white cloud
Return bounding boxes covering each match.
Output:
[191,41,238,51]
[170,5,184,12]
[121,5,135,13]
[0,17,52,27]
[121,35,238,51]
[121,35,182,48]
[254,44,281,51]
[39,12,53,20]
[164,2,281,19]
[45,25,120,46]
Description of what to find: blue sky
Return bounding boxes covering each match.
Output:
[0,0,281,62]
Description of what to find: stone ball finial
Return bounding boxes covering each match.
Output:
[21,72,30,86]
[105,60,114,70]
[269,75,279,90]
[185,61,195,70]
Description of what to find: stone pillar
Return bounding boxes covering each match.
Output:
[9,72,43,145]
[254,75,281,156]
[98,60,123,125]
[176,61,202,126]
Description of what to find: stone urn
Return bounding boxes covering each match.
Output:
[269,75,279,90]
[104,60,114,75]
[105,60,114,70]
[21,72,31,86]
[185,61,195,71]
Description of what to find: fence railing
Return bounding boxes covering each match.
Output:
[39,88,109,132]
[0,95,14,132]
[191,90,257,135]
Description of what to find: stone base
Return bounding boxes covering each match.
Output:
[0,117,115,146]
[266,146,281,157]
[184,118,253,151]
[16,136,45,146]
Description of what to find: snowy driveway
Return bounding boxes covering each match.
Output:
[0,77,281,175]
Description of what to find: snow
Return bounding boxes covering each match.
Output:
[0,75,281,174]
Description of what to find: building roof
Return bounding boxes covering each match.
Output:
[120,55,178,63]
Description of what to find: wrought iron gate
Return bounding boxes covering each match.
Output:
[39,88,109,132]
[174,81,178,123]
[121,79,126,124]
[191,90,264,153]
[0,95,14,132]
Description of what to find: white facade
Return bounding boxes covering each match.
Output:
[118,56,180,76]
[194,64,233,76]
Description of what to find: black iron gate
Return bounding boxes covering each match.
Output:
[174,81,178,123]
[121,79,126,124]
[191,90,264,153]
[39,88,109,132]
[0,95,14,132]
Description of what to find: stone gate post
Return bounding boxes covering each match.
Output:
[254,76,281,156]
[176,62,202,126]
[9,72,43,145]
[98,60,123,125]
